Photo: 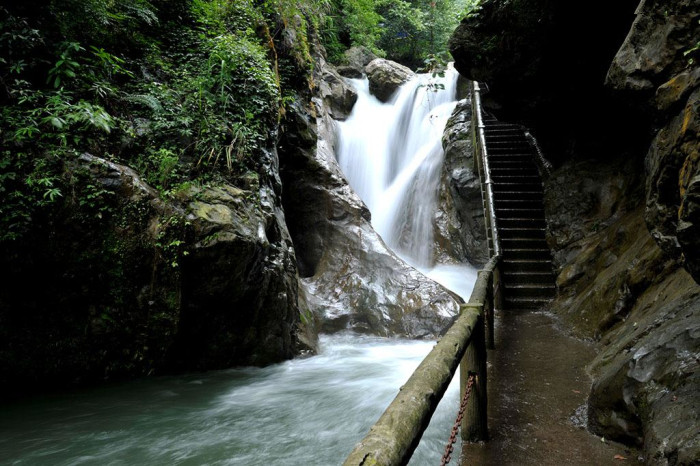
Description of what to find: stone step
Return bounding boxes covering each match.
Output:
[503,296,553,310]
[492,182,544,193]
[502,248,551,260]
[501,237,549,247]
[491,175,542,184]
[491,167,539,176]
[499,227,547,239]
[495,198,542,207]
[500,259,552,273]
[493,191,545,201]
[498,218,547,230]
[502,271,554,285]
[496,208,545,219]
[485,137,529,144]
[489,161,539,170]
[504,283,557,299]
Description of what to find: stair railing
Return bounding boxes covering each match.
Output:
[523,129,553,179]
[471,82,501,259]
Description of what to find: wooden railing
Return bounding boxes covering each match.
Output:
[342,81,503,466]
[343,255,501,466]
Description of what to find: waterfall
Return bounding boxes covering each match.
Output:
[337,64,461,270]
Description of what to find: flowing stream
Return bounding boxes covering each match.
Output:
[0,67,476,465]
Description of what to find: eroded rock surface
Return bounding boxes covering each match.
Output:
[365,58,415,102]
[436,99,488,265]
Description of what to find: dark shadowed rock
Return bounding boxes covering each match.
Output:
[436,99,488,265]
[336,65,364,79]
[365,58,415,102]
[0,151,308,393]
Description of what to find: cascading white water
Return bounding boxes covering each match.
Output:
[338,66,459,268]
[337,65,477,296]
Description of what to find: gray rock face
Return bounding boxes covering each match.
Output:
[342,46,377,75]
[177,178,304,368]
[436,99,488,265]
[318,61,358,121]
[365,58,415,102]
[278,61,460,338]
[589,272,700,463]
[645,88,700,282]
[544,160,700,463]
[605,0,700,95]
[606,0,700,283]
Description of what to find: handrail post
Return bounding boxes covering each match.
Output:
[460,305,488,442]
[485,271,495,350]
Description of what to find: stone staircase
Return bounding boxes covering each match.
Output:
[482,115,556,310]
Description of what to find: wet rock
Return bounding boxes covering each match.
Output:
[435,99,488,265]
[646,88,700,282]
[365,58,415,103]
[588,270,700,462]
[318,57,358,121]
[278,61,460,338]
[544,157,643,271]
[175,177,303,369]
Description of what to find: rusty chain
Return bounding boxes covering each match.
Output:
[440,373,476,466]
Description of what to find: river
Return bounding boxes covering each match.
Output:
[0,65,474,465]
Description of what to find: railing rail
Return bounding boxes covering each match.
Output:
[343,256,500,466]
[523,129,553,179]
[471,82,501,258]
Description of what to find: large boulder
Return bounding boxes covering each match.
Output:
[435,99,488,265]
[0,150,310,394]
[340,46,377,77]
[588,270,700,463]
[365,58,415,102]
[605,0,700,96]
[604,0,700,283]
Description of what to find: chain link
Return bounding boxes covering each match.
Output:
[440,373,476,466]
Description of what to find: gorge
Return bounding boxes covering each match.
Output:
[0,0,698,464]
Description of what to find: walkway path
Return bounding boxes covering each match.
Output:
[459,311,641,465]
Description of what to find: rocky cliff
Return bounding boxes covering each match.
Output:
[450,0,699,463]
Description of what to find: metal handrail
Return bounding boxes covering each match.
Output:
[471,82,501,258]
[523,129,553,179]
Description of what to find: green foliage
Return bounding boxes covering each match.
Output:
[322,0,481,67]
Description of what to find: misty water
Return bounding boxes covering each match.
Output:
[0,67,477,465]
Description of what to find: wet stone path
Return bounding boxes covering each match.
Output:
[460,311,642,465]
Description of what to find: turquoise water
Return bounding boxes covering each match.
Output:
[0,333,459,465]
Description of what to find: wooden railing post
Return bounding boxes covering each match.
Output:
[485,272,495,350]
[460,305,488,442]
